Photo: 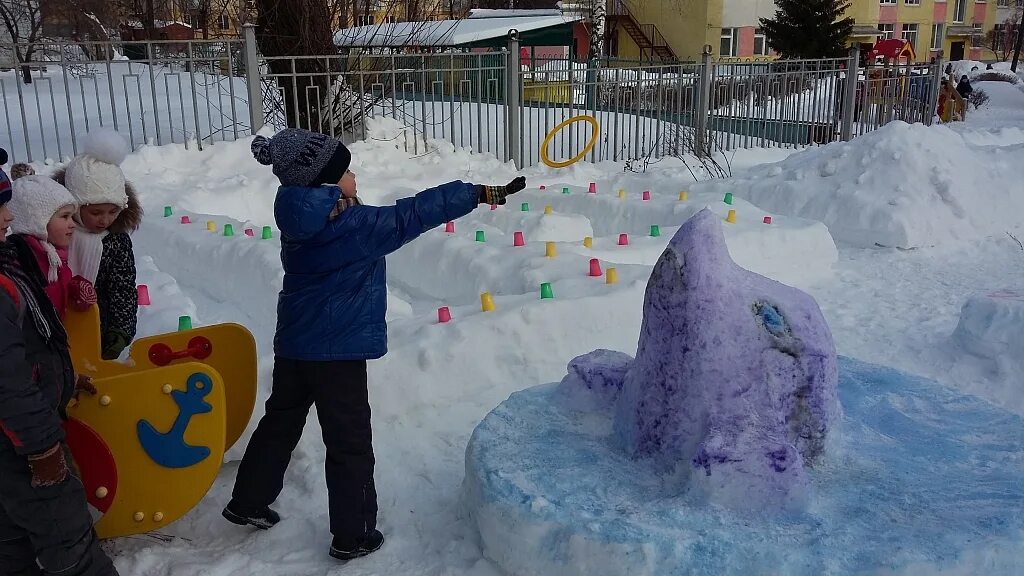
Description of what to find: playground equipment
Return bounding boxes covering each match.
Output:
[540,115,599,169]
[64,305,257,539]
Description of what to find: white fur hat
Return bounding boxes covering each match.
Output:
[64,128,130,208]
[8,175,78,282]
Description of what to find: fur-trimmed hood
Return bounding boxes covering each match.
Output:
[51,167,143,234]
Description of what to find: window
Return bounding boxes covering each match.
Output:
[931,23,945,50]
[720,28,736,57]
[901,23,919,50]
[953,0,966,23]
[878,24,895,40]
[218,14,230,30]
[880,0,896,4]
[356,14,374,26]
[754,28,767,56]
[905,0,920,5]
[971,23,984,47]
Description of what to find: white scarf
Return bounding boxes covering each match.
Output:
[69,228,108,284]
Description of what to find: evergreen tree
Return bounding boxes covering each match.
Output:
[759,0,855,59]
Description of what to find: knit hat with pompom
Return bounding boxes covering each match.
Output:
[64,128,130,208]
[251,129,351,187]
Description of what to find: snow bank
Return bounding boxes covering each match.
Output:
[942,290,1024,415]
[692,121,1024,248]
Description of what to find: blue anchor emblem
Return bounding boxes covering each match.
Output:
[137,373,213,468]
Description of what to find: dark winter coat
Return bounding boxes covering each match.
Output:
[52,168,140,358]
[273,181,479,360]
[0,239,75,457]
[956,78,973,98]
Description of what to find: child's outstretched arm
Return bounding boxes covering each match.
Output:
[332,176,526,263]
[0,284,64,457]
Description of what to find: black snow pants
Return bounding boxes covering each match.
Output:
[0,440,118,576]
[232,358,377,547]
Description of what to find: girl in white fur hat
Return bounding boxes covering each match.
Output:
[6,175,97,319]
[54,129,143,360]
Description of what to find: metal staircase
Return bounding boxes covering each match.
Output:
[607,0,678,62]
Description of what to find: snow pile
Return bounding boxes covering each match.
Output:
[943,290,1024,414]
[692,121,1024,248]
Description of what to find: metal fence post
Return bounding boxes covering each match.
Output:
[506,29,522,169]
[840,46,860,141]
[695,46,713,157]
[927,52,944,126]
[243,24,265,134]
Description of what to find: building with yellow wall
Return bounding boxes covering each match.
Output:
[609,0,998,62]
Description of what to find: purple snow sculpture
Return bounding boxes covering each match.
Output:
[608,208,840,509]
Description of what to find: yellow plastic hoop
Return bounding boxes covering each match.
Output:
[541,115,599,169]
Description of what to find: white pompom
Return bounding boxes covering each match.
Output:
[81,128,130,166]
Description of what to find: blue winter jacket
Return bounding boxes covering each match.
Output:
[273,181,479,361]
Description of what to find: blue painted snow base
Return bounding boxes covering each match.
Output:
[463,356,1024,576]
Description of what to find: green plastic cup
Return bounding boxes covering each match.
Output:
[475,230,486,242]
[163,206,172,217]
[521,202,529,212]
[261,226,273,240]
[540,282,554,299]
[223,224,234,237]
[650,225,661,237]
[177,315,193,331]
[724,192,734,205]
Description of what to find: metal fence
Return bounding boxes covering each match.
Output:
[0,28,942,168]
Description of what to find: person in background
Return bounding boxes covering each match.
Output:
[956,74,974,99]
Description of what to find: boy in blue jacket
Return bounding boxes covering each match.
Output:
[223,129,525,561]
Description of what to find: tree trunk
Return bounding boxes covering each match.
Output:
[254,0,339,130]
[21,64,32,84]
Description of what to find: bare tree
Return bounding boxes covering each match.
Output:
[985,10,1023,62]
[0,0,45,83]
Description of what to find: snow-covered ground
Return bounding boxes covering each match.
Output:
[7,61,1024,575]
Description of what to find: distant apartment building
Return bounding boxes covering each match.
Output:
[608,0,998,62]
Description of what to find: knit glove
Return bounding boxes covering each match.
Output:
[70,276,97,311]
[101,329,132,361]
[28,444,69,488]
[478,176,527,206]
[75,374,97,395]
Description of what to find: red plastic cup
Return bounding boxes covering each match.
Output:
[137,284,151,306]
[180,216,191,224]
[437,306,452,323]
[763,216,772,225]
[445,221,455,234]
[588,258,603,277]
[642,191,651,201]
[618,233,629,246]
[588,182,596,194]
[244,228,255,237]
[490,204,497,211]
[513,231,525,247]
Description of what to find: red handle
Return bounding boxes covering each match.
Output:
[148,336,214,367]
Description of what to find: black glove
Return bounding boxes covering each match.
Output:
[478,176,527,206]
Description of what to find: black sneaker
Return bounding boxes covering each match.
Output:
[329,530,385,561]
[222,500,280,530]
